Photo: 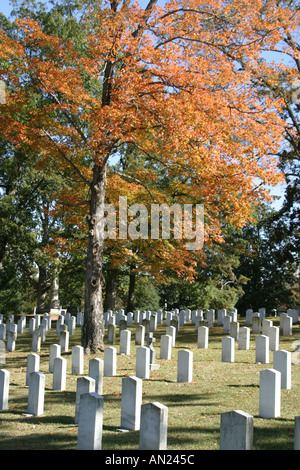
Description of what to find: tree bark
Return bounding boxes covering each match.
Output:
[127,265,136,313]
[82,162,107,354]
[103,266,118,312]
[50,269,60,310]
[36,264,48,314]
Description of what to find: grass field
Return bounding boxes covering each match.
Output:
[0,315,299,451]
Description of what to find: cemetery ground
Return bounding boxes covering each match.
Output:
[0,315,299,451]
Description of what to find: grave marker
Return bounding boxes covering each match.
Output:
[220,410,253,450]
[53,356,67,391]
[120,376,142,431]
[177,349,193,383]
[27,371,45,416]
[77,393,104,450]
[104,347,117,377]
[259,368,281,418]
[139,402,168,450]
[75,376,96,424]
[222,336,234,363]
[273,350,291,390]
[89,358,104,395]
[0,369,9,410]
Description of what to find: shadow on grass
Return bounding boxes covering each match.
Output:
[253,419,295,450]
[0,428,78,450]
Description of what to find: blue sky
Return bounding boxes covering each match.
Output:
[0,0,286,209]
[0,0,12,16]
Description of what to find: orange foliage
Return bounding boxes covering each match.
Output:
[0,0,294,280]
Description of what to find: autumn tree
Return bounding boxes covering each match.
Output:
[0,0,289,353]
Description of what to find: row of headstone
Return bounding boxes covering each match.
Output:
[77,387,168,450]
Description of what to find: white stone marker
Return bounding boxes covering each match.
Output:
[223,316,232,334]
[72,345,84,375]
[177,349,193,383]
[246,309,253,325]
[282,315,292,336]
[220,410,253,450]
[217,309,226,325]
[262,319,273,336]
[104,346,117,377]
[273,350,291,390]
[7,331,16,352]
[77,392,104,450]
[75,376,95,424]
[29,317,36,334]
[160,335,172,360]
[89,358,104,395]
[0,323,6,340]
[68,316,76,335]
[150,314,157,331]
[259,368,281,418]
[136,346,150,379]
[119,329,131,355]
[166,326,176,347]
[26,353,40,386]
[197,326,209,349]
[139,402,168,450]
[252,314,261,334]
[294,416,300,450]
[230,322,239,340]
[120,376,142,431]
[268,326,279,351]
[0,369,9,410]
[135,325,145,346]
[59,330,69,353]
[222,336,234,363]
[255,335,269,364]
[53,356,67,391]
[27,371,45,416]
[49,344,61,373]
[238,327,250,350]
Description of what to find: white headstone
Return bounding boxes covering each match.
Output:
[238,327,250,350]
[222,336,234,362]
[120,376,142,431]
[27,371,45,416]
[89,358,104,395]
[75,376,95,424]
[220,410,253,450]
[104,347,117,377]
[136,346,150,379]
[119,329,131,355]
[160,335,172,360]
[197,326,209,349]
[273,350,291,390]
[49,344,61,373]
[256,335,269,364]
[259,368,281,418]
[53,356,67,391]
[0,369,9,410]
[177,349,193,383]
[139,402,168,450]
[77,392,104,450]
[72,345,84,375]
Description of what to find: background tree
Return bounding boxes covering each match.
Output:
[0,0,289,353]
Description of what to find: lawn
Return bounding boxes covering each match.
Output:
[0,314,299,450]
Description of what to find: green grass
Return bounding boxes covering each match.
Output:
[0,316,299,450]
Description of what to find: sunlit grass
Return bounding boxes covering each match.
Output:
[0,316,299,450]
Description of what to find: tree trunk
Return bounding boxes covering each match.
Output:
[50,269,60,309]
[103,267,118,312]
[36,264,48,314]
[127,265,136,313]
[82,163,107,354]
